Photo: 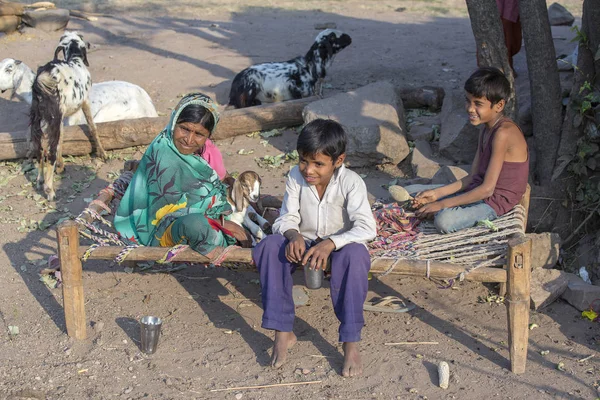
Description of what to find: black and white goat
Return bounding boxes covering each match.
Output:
[30,31,106,201]
[0,58,158,123]
[228,29,352,108]
[227,171,271,244]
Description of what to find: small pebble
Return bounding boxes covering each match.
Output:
[235,394,243,400]
[294,368,302,375]
[122,339,128,344]
[124,387,133,394]
[165,378,172,386]
[302,368,311,375]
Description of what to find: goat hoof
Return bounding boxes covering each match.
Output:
[55,164,65,174]
[45,191,55,202]
[97,150,108,161]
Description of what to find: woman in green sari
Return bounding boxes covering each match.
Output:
[114,93,246,258]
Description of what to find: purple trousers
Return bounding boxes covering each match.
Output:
[252,234,370,342]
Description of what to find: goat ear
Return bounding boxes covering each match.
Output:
[232,179,246,211]
[14,60,22,65]
[53,47,64,61]
[81,46,89,67]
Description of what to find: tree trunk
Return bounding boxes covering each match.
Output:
[520,0,563,185]
[557,0,600,161]
[466,0,517,120]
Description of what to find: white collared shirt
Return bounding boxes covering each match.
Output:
[273,164,377,249]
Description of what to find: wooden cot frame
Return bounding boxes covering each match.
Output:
[56,167,532,373]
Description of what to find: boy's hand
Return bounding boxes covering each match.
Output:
[284,230,305,263]
[301,239,336,270]
[415,201,445,218]
[413,189,438,208]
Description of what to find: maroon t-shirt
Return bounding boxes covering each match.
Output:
[466,117,529,216]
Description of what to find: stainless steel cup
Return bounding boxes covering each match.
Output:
[304,265,323,290]
[139,316,162,354]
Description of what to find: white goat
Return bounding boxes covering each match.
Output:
[0,58,158,124]
[227,171,271,245]
[30,31,105,201]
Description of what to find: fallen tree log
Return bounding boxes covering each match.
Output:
[0,2,24,16]
[397,86,445,111]
[0,96,317,160]
[0,14,19,32]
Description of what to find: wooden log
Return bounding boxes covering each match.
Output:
[506,235,532,374]
[0,14,19,32]
[76,245,507,282]
[396,86,445,111]
[0,96,317,161]
[0,2,24,16]
[57,221,87,340]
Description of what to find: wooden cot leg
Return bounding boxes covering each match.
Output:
[506,236,532,374]
[57,221,87,340]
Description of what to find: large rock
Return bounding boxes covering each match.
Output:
[529,269,569,310]
[411,140,440,179]
[21,9,70,32]
[0,15,20,34]
[407,124,434,142]
[561,273,600,311]
[303,81,410,167]
[439,90,479,164]
[431,165,470,185]
[548,3,575,26]
[526,233,560,269]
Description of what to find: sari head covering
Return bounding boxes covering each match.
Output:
[114,93,235,251]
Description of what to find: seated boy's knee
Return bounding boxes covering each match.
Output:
[434,210,455,234]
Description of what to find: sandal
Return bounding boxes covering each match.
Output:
[363,296,415,313]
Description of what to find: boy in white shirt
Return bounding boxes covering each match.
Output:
[253,119,377,377]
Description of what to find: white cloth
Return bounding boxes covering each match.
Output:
[273,164,377,250]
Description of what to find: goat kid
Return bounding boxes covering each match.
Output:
[227,171,271,245]
[0,58,158,123]
[228,29,352,108]
[30,31,106,201]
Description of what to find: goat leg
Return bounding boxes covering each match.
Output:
[81,100,107,160]
[42,157,56,201]
[247,205,272,233]
[243,212,265,241]
[55,124,65,174]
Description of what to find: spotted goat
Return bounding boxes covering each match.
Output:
[30,31,106,201]
[0,58,158,124]
[228,29,352,108]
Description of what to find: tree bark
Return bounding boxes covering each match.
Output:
[520,0,563,185]
[0,96,316,160]
[466,0,517,120]
[557,0,600,161]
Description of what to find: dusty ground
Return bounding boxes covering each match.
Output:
[1,1,599,399]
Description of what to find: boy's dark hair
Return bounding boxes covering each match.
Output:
[297,119,347,162]
[176,103,216,135]
[464,67,511,106]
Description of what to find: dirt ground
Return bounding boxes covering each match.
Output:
[1,1,599,399]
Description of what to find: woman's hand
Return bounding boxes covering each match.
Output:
[301,239,335,270]
[284,230,306,263]
[415,201,445,218]
[412,189,438,208]
[222,220,252,248]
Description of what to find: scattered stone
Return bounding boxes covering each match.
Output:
[292,286,309,306]
[548,3,575,26]
[411,140,440,179]
[165,378,173,386]
[431,165,470,185]
[561,273,600,311]
[526,233,560,269]
[21,9,70,32]
[389,177,431,187]
[124,387,133,394]
[303,81,410,166]
[530,268,569,310]
[294,368,303,375]
[314,22,337,30]
[302,368,311,375]
[439,91,479,163]
[235,393,243,400]
[407,125,434,142]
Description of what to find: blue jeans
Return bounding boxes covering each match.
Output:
[404,184,498,234]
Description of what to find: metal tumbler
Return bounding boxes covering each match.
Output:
[139,316,162,354]
[304,264,323,290]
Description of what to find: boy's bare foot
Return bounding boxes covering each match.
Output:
[342,342,362,377]
[271,331,297,368]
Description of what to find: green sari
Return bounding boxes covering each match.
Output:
[114,93,236,256]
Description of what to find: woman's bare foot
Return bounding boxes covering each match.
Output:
[342,342,362,377]
[271,331,297,368]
